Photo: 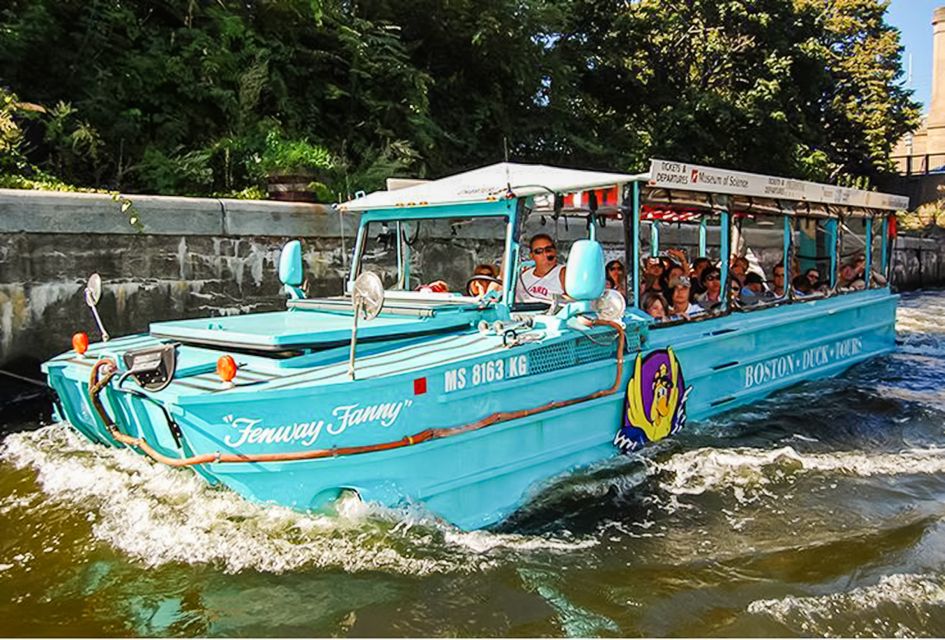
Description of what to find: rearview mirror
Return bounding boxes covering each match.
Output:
[279,240,305,299]
[85,273,102,306]
[565,240,605,301]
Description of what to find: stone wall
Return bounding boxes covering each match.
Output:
[0,190,358,370]
[1,189,943,370]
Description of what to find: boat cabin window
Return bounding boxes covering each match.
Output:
[869,212,890,288]
[638,205,725,325]
[730,207,790,309]
[357,215,509,297]
[837,212,870,292]
[790,212,835,298]
[512,202,602,308]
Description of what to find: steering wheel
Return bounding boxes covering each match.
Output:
[466,275,502,297]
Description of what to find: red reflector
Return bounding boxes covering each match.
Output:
[216,355,238,383]
[413,377,427,395]
[72,332,89,355]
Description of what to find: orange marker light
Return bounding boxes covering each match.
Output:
[216,355,238,384]
[72,332,89,355]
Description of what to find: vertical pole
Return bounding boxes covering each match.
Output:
[348,222,367,294]
[699,217,707,257]
[622,183,635,305]
[348,303,360,380]
[864,216,873,288]
[782,215,791,298]
[881,215,890,276]
[825,217,838,289]
[720,210,730,312]
[650,221,660,257]
[632,181,641,309]
[502,199,521,304]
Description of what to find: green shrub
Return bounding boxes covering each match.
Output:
[259,132,333,175]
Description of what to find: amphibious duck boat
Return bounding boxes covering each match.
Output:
[42,161,908,529]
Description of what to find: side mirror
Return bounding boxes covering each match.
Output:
[279,240,305,299]
[565,240,605,301]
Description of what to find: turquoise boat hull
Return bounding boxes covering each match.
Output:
[44,288,896,530]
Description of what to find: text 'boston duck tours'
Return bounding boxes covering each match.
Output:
[43,160,908,529]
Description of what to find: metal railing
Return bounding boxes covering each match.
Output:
[891,154,945,176]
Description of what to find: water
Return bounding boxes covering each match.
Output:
[3,291,945,636]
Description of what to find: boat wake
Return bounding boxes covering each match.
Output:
[0,423,596,575]
[651,444,945,501]
[747,573,945,636]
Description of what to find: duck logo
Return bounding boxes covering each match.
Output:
[614,348,692,453]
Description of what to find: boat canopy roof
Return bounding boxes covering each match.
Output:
[338,159,910,215]
[338,162,643,212]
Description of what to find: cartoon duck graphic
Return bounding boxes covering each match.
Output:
[615,347,691,453]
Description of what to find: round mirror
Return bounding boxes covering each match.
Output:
[352,271,384,320]
[592,289,626,322]
[85,273,102,307]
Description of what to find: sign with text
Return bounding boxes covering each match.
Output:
[648,159,909,211]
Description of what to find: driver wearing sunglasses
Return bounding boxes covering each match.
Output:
[516,233,567,303]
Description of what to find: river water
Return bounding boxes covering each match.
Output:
[2,291,945,637]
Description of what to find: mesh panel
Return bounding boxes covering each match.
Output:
[574,335,618,364]
[527,328,626,375]
[528,341,577,375]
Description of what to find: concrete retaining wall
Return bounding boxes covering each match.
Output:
[1,189,943,370]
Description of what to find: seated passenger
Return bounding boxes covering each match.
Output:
[663,262,686,288]
[739,272,766,306]
[667,276,704,320]
[839,255,866,288]
[468,263,501,298]
[792,274,814,297]
[642,292,669,322]
[643,256,664,292]
[696,267,723,308]
[665,248,690,276]
[730,256,750,286]
[804,268,822,289]
[605,260,626,294]
[515,233,566,303]
[690,257,712,296]
[771,264,786,297]
[418,280,449,293]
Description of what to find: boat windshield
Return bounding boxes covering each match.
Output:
[357,215,509,297]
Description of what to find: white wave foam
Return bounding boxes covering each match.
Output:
[653,445,945,500]
[747,573,945,636]
[0,423,594,575]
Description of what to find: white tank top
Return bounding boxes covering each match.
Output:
[517,264,565,302]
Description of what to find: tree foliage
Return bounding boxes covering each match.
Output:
[0,0,920,197]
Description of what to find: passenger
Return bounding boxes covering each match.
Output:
[792,274,814,297]
[665,248,690,276]
[731,256,750,286]
[469,263,501,297]
[690,257,712,296]
[641,292,669,322]
[771,264,786,297]
[605,260,626,293]
[696,267,723,308]
[839,255,866,288]
[804,268,821,288]
[667,276,704,320]
[739,272,766,306]
[516,234,566,303]
[643,256,664,292]
[664,262,686,286]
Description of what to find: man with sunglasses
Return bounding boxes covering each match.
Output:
[695,266,723,308]
[516,233,567,303]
